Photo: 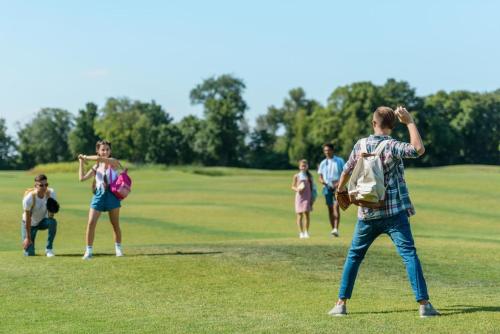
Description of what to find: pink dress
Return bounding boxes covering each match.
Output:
[295,173,312,213]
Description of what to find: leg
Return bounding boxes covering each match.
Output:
[327,205,334,229]
[296,213,304,233]
[108,208,122,244]
[21,221,38,256]
[333,201,341,230]
[304,212,310,232]
[86,209,101,246]
[43,218,57,250]
[386,213,429,302]
[338,219,380,300]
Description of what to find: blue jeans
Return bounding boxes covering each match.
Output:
[338,212,429,301]
[21,218,57,256]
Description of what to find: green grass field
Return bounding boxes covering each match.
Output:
[1,165,499,333]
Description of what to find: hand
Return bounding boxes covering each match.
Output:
[23,238,32,250]
[78,154,87,161]
[395,106,414,125]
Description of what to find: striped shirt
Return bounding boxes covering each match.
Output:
[343,135,419,221]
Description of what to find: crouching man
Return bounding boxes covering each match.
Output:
[22,174,59,257]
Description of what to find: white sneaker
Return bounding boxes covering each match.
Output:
[331,228,339,237]
[115,246,124,257]
[45,249,55,257]
[304,231,310,239]
[82,252,93,260]
[328,303,347,316]
[419,302,440,318]
[299,232,305,239]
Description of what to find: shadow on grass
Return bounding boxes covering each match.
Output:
[352,305,500,316]
[56,251,223,257]
[438,305,500,316]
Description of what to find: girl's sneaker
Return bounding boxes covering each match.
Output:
[304,231,310,238]
[299,232,305,239]
[82,252,93,260]
[115,245,124,257]
[45,249,55,257]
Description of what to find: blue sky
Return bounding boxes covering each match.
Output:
[1,0,499,135]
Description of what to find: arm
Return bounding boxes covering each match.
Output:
[291,175,298,191]
[23,211,32,249]
[395,107,425,156]
[336,171,350,192]
[81,155,120,168]
[78,157,95,182]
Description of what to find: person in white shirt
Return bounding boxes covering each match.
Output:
[21,174,57,257]
[317,143,345,237]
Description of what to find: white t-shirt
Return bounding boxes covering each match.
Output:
[94,164,118,190]
[22,188,57,226]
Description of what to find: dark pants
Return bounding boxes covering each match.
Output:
[21,218,57,256]
[338,212,429,302]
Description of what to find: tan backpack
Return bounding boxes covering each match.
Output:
[347,139,389,208]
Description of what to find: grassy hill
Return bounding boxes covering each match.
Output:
[0,165,498,333]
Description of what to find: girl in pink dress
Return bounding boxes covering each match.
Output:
[291,160,314,238]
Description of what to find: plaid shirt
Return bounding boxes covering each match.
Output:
[343,135,419,221]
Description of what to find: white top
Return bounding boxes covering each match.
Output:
[22,188,57,226]
[93,164,118,189]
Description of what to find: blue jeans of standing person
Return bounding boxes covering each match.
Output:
[21,218,57,256]
[338,211,429,301]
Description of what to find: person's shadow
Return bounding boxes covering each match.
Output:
[353,305,500,316]
[438,305,500,316]
[57,251,223,257]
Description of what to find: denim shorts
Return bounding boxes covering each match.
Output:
[323,186,336,206]
[91,188,121,212]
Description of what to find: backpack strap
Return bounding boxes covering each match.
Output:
[360,138,368,154]
[373,140,390,157]
[30,192,36,212]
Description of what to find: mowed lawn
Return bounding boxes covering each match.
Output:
[0,165,498,333]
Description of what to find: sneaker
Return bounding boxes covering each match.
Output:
[419,302,440,318]
[82,252,93,260]
[45,249,55,257]
[115,246,124,257]
[328,303,347,316]
[331,228,339,237]
[299,232,305,239]
[303,231,310,239]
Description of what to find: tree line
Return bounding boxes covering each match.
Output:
[1,75,499,170]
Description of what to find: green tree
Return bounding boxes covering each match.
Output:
[190,74,247,166]
[95,98,172,163]
[17,108,73,168]
[177,115,204,164]
[0,118,17,169]
[68,102,100,157]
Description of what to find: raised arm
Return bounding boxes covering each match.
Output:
[78,156,96,182]
[395,106,425,156]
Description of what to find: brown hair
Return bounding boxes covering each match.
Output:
[95,140,112,156]
[298,159,313,192]
[374,106,397,129]
[34,174,47,183]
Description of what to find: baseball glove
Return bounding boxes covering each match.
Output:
[335,190,351,211]
[46,197,60,214]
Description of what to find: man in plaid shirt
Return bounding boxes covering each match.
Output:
[328,106,440,318]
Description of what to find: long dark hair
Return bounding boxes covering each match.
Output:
[299,159,313,192]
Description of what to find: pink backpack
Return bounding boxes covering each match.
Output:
[110,169,132,200]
